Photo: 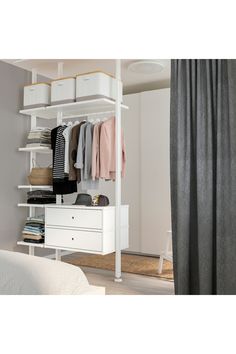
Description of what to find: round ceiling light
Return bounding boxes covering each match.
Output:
[128,60,165,74]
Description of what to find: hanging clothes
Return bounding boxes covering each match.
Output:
[75,122,99,190]
[91,122,102,180]
[51,126,77,195]
[68,121,86,182]
[99,117,126,180]
[62,124,73,174]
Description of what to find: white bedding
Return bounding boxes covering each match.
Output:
[0,250,105,295]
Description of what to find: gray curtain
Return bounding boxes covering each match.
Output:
[170,59,236,295]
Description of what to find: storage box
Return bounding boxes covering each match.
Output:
[23,83,51,109]
[51,77,76,105]
[76,71,123,102]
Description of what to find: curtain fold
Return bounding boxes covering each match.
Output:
[170,59,236,294]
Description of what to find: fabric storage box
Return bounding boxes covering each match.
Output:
[76,71,123,102]
[23,83,51,109]
[51,77,76,105]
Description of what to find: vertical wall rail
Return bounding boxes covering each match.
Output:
[55,62,64,260]
[29,69,37,253]
[114,59,122,282]
[56,61,64,206]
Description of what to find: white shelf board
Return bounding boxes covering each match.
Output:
[17,203,50,208]
[18,185,52,189]
[17,241,45,248]
[18,146,52,153]
[19,98,129,120]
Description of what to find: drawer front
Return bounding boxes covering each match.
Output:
[46,227,102,252]
[46,207,102,229]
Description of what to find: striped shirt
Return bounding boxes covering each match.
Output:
[53,125,67,180]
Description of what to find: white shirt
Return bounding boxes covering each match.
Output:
[63,125,73,174]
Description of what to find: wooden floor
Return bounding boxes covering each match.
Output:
[81,266,174,295]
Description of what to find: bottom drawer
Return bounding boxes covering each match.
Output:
[45,228,102,252]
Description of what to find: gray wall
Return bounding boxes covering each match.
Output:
[0,61,31,251]
[0,61,51,254]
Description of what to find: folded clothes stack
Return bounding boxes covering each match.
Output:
[27,190,56,204]
[22,217,45,244]
[26,127,51,148]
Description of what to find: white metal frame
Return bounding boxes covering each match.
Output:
[18,60,124,281]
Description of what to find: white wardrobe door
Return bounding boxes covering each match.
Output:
[122,93,141,253]
[140,88,171,255]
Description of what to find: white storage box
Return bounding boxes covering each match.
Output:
[76,71,123,102]
[23,83,50,109]
[51,77,76,105]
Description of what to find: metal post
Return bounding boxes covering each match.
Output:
[29,245,35,256]
[55,63,63,230]
[56,62,64,206]
[29,69,37,220]
[114,59,122,282]
[57,62,64,79]
[55,249,61,261]
[31,68,37,84]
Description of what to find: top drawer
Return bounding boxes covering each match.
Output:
[46,207,102,230]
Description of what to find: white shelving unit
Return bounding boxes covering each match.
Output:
[17,60,126,281]
[17,241,45,248]
[17,203,47,208]
[19,98,128,120]
[18,146,52,153]
[18,185,52,189]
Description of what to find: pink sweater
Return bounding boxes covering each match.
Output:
[93,117,126,180]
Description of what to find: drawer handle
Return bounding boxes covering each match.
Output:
[72,216,75,220]
[72,237,74,240]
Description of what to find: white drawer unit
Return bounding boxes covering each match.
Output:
[23,82,51,109]
[76,71,123,102]
[51,77,76,105]
[45,205,129,255]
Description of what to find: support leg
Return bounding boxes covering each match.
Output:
[55,249,61,261]
[158,254,164,274]
[29,246,35,256]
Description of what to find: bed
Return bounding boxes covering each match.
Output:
[0,250,105,295]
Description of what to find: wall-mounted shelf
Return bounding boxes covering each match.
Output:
[18,146,52,153]
[19,98,129,120]
[17,241,45,248]
[18,185,52,189]
[17,203,53,208]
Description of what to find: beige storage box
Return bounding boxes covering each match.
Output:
[76,71,123,102]
[51,77,76,105]
[23,83,51,109]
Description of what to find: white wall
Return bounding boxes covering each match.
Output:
[140,88,171,255]
[99,88,171,255]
